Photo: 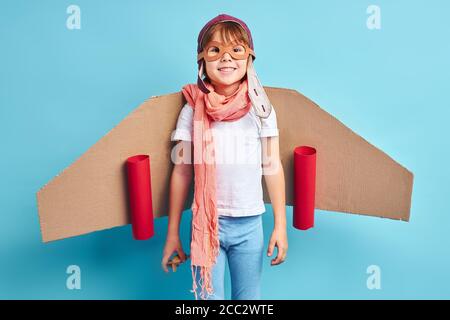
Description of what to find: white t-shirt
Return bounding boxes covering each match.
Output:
[171,103,279,217]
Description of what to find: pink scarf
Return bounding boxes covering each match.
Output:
[181,78,252,300]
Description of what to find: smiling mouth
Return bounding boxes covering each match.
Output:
[218,67,237,73]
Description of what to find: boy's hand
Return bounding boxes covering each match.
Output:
[166,254,190,272]
[267,227,288,266]
[161,234,187,273]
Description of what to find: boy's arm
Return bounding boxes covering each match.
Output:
[167,140,193,238]
[262,136,288,265]
[262,136,286,229]
[162,140,193,271]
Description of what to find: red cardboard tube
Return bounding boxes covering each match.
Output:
[126,155,155,240]
[293,146,317,230]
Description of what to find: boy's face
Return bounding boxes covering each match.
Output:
[204,32,248,89]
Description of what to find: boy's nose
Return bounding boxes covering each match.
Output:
[220,52,232,61]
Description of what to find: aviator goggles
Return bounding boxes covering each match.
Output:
[197,41,256,62]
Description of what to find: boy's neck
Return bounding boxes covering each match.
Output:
[212,80,242,97]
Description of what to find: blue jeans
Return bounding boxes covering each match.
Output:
[190,214,264,300]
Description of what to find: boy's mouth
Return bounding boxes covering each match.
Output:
[218,67,237,74]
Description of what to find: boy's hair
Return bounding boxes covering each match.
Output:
[200,21,251,82]
[200,21,251,49]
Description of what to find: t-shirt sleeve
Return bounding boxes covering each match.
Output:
[171,103,193,142]
[259,104,279,138]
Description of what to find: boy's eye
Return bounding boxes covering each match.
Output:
[208,47,220,54]
[233,45,245,53]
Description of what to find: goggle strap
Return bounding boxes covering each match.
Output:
[247,57,272,118]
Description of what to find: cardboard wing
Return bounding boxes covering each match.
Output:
[36,87,414,243]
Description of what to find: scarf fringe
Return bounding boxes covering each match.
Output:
[190,264,215,300]
[190,220,220,300]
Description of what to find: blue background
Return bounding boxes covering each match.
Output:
[1,0,449,299]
